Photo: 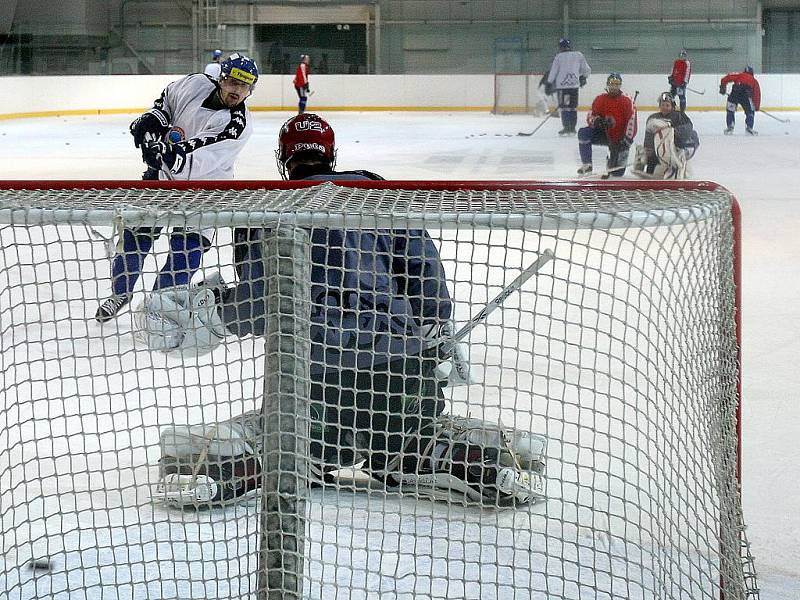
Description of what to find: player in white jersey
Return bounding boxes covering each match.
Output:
[203,49,223,80]
[95,53,257,323]
[546,38,591,136]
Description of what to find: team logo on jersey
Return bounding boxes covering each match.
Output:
[166,127,186,144]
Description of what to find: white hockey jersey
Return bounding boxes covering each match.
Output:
[547,50,591,90]
[150,73,253,180]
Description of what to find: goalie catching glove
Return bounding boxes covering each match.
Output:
[134,274,227,356]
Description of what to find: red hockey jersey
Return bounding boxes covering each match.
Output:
[670,59,691,86]
[294,62,309,88]
[588,93,638,144]
[720,72,761,111]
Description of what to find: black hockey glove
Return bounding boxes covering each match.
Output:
[579,75,587,87]
[593,116,610,130]
[129,109,170,148]
[543,81,554,96]
[619,137,633,150]
[719,84,727,95]
[304,83,310,92]
[142,140,187,175]
[668,76,674,86]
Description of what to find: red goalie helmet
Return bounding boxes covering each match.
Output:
[276,113,336,179]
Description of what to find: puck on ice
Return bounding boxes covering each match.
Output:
[27,558,53,571]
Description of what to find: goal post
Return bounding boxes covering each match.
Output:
[493,72,551,115]
[0,180,758,600]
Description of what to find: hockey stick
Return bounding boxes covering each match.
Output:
[517,110,557,137]
[760,109,790,124]
[687,86,706,95]
[452,249,555,343]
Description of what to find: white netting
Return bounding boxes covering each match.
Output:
[0,182,757,600]
[493,73,551,116]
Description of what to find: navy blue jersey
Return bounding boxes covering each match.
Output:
[221,169,452,375]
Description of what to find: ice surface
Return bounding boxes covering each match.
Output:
[0,110,797,599]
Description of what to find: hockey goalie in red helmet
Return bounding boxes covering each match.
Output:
[276,113,336,180]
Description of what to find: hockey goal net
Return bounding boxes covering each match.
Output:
[0,180,758,600]
[493,72,552,115]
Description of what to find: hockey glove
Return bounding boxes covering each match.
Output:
[579,75,587,87]
[593,116,610,130]
[129,109,170,148]
[619,136,633,150]
[134,277,227,356]
[421,320,475,386]
[142,140,187,175]
[543,81,554,96]
[719,84,727,95]
[668,76,674,86]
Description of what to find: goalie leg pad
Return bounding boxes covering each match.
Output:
[384,414,547,507]
[134,274,227,356]
[156,410,264,506]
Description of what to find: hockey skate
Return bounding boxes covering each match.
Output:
[746,127,758,136]
[724,127,735,135]
[382,415,547,507]
[576,164,592,175]
[95,294,131,323]
[558,127,575,136]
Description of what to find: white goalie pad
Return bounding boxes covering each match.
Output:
[133,277,227,356]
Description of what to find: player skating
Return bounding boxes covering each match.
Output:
[134,113,548,508]
[632,92,699,179]
[95,53,257,323]
[203,49,223,80]
[668,50,691,112]
[293,53,311,114]
[577,73,638,177]
[546,38,591,135]
[720,66,761,135]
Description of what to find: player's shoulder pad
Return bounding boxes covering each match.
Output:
[338,169,385,181]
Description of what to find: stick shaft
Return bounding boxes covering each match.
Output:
[453,249,555,342]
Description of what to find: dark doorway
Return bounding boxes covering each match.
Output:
[256,24,366,75]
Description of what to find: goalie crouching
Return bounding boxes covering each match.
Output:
[134,113,547,509]
[633,91,700,179]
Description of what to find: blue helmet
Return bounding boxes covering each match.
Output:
[744,65,754,74]
[220,53,259,87]
[559,38,571,50]
[212,49,222,59]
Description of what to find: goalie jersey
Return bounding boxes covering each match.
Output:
[150,73,253,180]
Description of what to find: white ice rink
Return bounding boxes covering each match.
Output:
[0,109,798,599]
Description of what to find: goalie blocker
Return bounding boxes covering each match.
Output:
[136,113,549,508]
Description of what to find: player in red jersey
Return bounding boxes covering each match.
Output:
[293,54,311,114]
[577,73,638,177]
[668,50,691,112]
[720,66,761,135]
